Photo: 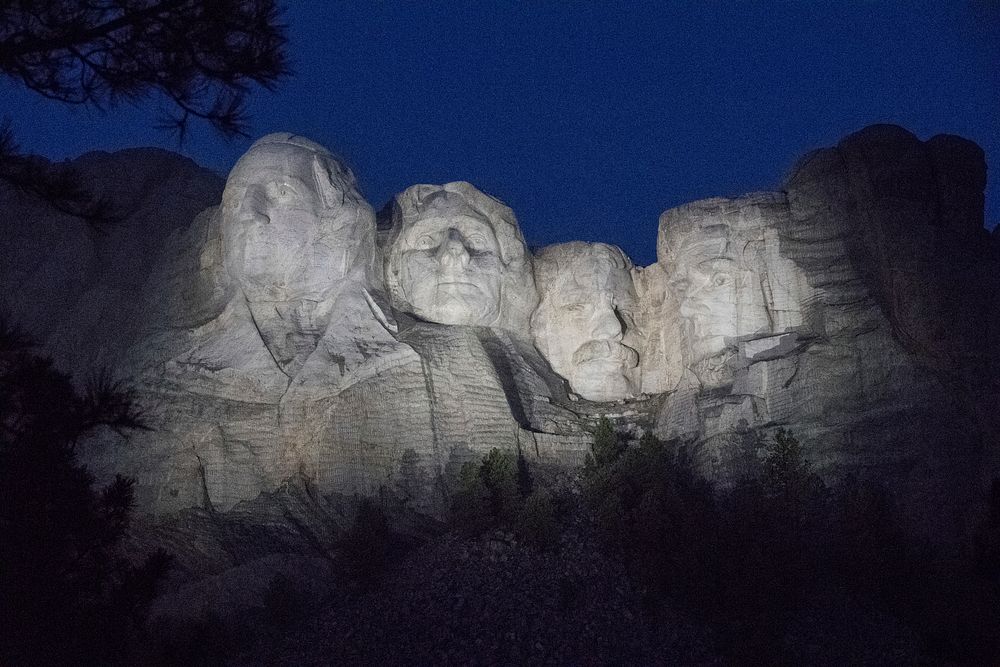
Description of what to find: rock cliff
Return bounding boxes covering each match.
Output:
[2,125,998,613]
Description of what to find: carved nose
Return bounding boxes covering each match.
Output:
[436,229,470,268]
[679,290,708,319]
[590,302,622,341]
[239,201,270,226]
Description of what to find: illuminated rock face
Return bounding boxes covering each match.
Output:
[83,144,587,516]
[221,133,375,304]
[383,182,538,332]
[214,133,410,380]
[656,193,816,389]
[650,125,1000,541]
[3,125,998,547]
[94,134,423,514]
[531,242,640,401]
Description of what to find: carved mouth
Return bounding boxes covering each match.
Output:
[435,281,486,297]
[572,339,639,367]
[437,281,480,288]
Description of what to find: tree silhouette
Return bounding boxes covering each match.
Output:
[0,0,290,223]
[0,318,170,665]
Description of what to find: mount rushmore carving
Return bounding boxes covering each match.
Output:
[2,125,998,539]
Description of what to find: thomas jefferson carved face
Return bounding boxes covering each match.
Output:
[385,182,536,329]
[221,134,375,303]
[531,242,639,401]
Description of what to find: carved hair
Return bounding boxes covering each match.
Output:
[382,182,538,331]
[222,133,365,210]
[658,193,785,269]
[532,241,633,295]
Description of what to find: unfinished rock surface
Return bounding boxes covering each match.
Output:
[652,125,1000,539]
[0,148,224,372]
[2,124,999,607]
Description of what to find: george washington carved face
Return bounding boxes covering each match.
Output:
[221,133,375,303]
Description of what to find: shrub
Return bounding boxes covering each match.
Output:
[0,321,169,665]
[586,416,626,471]
[515,490,559,549]
[341,498,392,585]
[451,448,521,530]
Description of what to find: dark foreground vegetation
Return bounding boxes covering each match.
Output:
[4,324,1000,665]
[151,422,1000,666]
[0,320,170,665]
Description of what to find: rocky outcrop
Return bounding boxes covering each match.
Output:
[3,124,998,586]
[0,149,223,372]
[652,125,999,540]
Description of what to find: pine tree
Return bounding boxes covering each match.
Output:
[0,1,290,223]
[0,318,169,665]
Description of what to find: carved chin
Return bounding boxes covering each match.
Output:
[570,362,633,402]
[407,281,499,326]
[414,295,497,326]
[689,335,729,364]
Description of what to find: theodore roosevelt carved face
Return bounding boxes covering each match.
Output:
[384,182,537,329]
[221,133,376,303]
[531,242,640,402]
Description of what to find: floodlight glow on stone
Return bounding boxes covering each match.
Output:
[532,241,640,401]
[384,181,537,330]
[221,132,375,304]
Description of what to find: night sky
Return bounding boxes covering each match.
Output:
[2,2,998,266]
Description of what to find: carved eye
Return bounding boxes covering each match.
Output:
[415,234,438,250]
[711,272,731,287]
[245,187,267,209]
[565,303,588,313]
[266,182,298,201]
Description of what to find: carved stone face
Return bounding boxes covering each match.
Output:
[221,134,374,303]
[532,242,639,401]
[385,182,536,329]
[659,198,783,367]
[669,236,769,363]
[395,208,503,325]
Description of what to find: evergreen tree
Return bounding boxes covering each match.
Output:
[588,416,625,470]
[0,319,170,665]
[0,1,290,223]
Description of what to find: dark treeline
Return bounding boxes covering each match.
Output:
[4,325,1000,665]
[578,421,1000,664]
[440,422,1000,664]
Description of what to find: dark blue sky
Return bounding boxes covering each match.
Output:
[3,1,998,265]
